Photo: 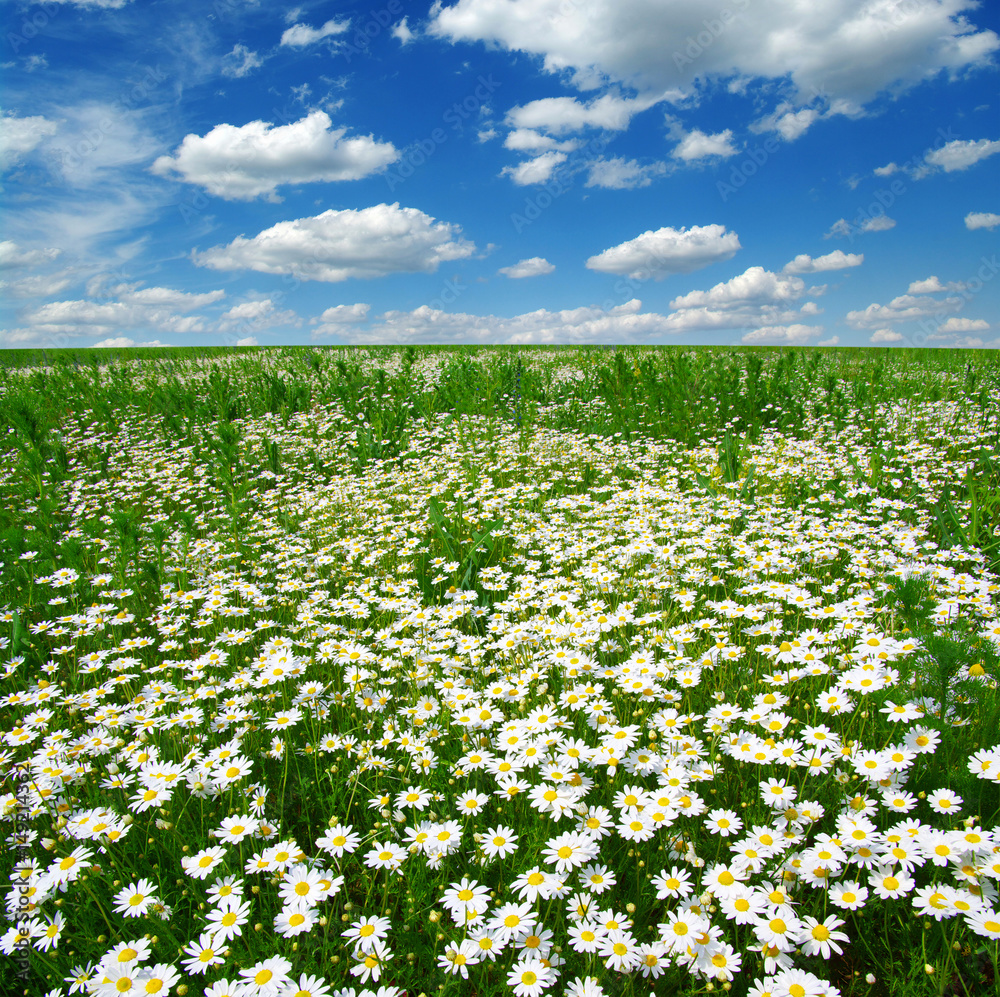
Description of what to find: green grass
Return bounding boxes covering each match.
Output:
[1,345,1000,997]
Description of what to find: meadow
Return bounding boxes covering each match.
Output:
[2,344,1000,997]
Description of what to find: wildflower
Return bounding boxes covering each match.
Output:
[797,914,849,958]
[180,932,227,974]
[215,814,258,844]
[771,968,830,997]
[364,840,407,872]
[651,866,693,899]
[926,788,963,814]
[829,880,868,911]
[437,939,481,977]
[456,790,490,815]
[342,915,391,953]
[348,937,393,984]
[511,867,556,903]
[542,830,599,873]
[507,958,553,997]
[278,865,327,909]
[965,908,1000,940]
[599,927,641,972]
[578,863,616,894]
[113,879,158,918]
[870,865,915,900]
[489,901,537,943]
[754,912,802,952]
[443,878,491,921]
[316,823,360,858]
[274,905,315,937]
[205,898,251,942]
[705,808,743,837]
[481,824,519,859]
[182,846,227,881]
[238,955,293,996]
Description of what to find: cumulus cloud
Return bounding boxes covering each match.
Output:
[392,18,415,44]
[938,316,990,333]
[0,241,61,269]
[0,111,58,170]
[306,298,687,344]
[741,324,826,344]
[825,215,895,239]
[280,19,350,47]
[498,257,555,278]
[152,110,398,201]
[92,337,165,348]
[907,275,966,293]
[221,44,264,78]
[782,250,863,274]
[193,203,476,282]
[22,283,225,339]
[586,224,740,279]
[671,128,738,162]
[584,157,666,189]
[218,298,301,333]
[965,211,1000,230]
[0,272,75,299]
[923,137,1000,173]
[751,104,822,142]
[670,266,805,309]
[310,303,373,339]
[504,129,579,153]
[846,293,963,328]
[870,328,904,343]
[430,0,998,126]
[500,151,567,185]
[504,93,664,136]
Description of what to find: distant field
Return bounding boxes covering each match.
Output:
[2,346,999,997]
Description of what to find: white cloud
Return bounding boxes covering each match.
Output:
[672,128,738,162]
[92,337,165,348]
[152,111,398,201]
[752,105,821,142]
[907,275,967,293]
[586,224,740,279]
[503,129,579,153]
[584,157,666,189]
[870,328,904,343]
[430,0,998,124]
[280,19,350,48]
[670,267,806,309]
[218,298,301,333]
[504,93,664,136]
[818,336,840,347]
[0,111,58,170]
[221,44,264,78]
[500,151,567,185]
[965,211,1000,230]
[862,215,896,232]
[498,257,555,278]
[0,241,61,269]
[235,336,258,346]
[392,18,415,44]
[741,324,826,345]
[846,293,963,328]
[311,303,373,339]
[305,298,687,344]
[782,250,863,274]
[0,272,74,299]
[924,137,1000,173]
[873,162,899,177]
[193,203,476,282]
[799,301,823,315]
[938,316,990,333]
[23,283,225,338]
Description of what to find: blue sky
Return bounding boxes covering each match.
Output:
[1,0,998,348]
